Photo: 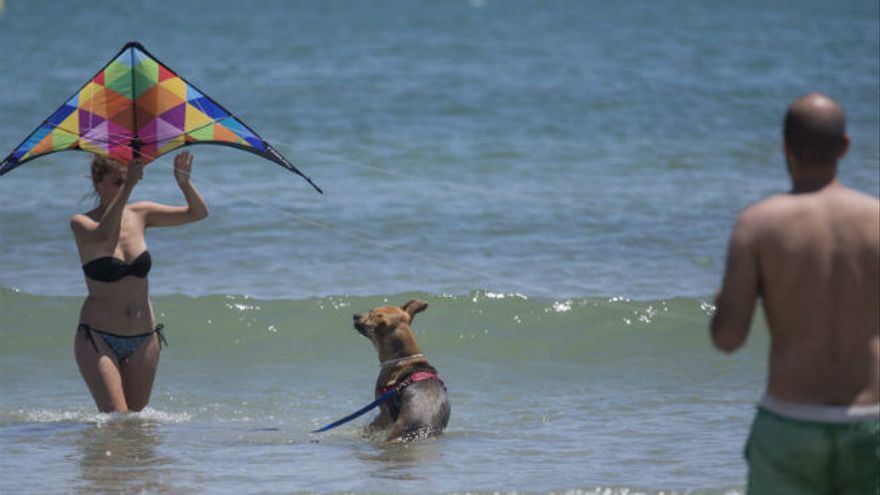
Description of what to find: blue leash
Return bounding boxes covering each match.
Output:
[312,389,398,433]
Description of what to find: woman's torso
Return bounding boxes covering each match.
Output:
[75,205,155,335]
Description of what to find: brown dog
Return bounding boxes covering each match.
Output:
[353,299,450,442]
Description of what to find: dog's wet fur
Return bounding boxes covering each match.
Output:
[353,299,450,442]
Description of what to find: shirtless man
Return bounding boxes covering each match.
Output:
[711,93,879,493]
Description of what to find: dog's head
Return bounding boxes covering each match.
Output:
[353,299,428,361]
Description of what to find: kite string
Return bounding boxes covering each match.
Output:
[273,141,514,202]
[267,140,600,210]
[152,161,556,297]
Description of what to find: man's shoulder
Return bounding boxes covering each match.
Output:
[737,184,877,222]
[736,194,792,226]
[731,194,815,247]
[832,186,880,210]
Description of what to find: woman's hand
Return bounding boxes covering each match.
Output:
[173,151,194,185]
[126,159,144,189]
[140,151,208,227]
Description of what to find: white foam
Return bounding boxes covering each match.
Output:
[20,407,191,426]
[551,300,573,312]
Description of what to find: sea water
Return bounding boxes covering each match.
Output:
[0,1,878,493]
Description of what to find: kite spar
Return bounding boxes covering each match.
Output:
[0,41,322,193]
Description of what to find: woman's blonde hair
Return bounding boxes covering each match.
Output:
[90,155,119,188]
[82,155,121,205]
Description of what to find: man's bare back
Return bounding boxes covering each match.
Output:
[711,93,880,407]
[737,184,879,405]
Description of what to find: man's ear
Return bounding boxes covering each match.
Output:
[839,134,850,160]
[783,140,797,175]
[401,299,428,321]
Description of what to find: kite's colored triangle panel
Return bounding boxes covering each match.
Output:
[51,127,78,150]
[82,121,110,146]
[218,117,256,139]
[155,118,184,145]
[184,103,214,133]
[136,85,185,131]
[158,64,175,82]
[47,105,78,128]
[133,57,159,99]
[111,50,134,68]
[107,104,133,134]
[131,47,151,70]
[29,133,56,157]
[213,124,244,144]
[19,126,51,156]
[160,104,186,130]
[188,123,214,142]
[78,82,102,108]
[244,137,264,149]
[135,87,160,124]
[138,118,160,146]
[78,136,105,156]
[78,87,106,119]
[217,117,264,151]
[160,77,186,98]
[108,143,132,164]
[78,110,106,136]
[156,85,185,114]
[104,61,133,98]
[185,85,204,102]
[158,136,185,155]
[189,96,228,121]
[84,86,129,124]
[58,110,79,138]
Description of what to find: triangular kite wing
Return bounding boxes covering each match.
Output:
[0,41,321,193]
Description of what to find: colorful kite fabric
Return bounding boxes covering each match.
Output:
[0,41,321,193]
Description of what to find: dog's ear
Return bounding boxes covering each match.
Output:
[401,299,428,321]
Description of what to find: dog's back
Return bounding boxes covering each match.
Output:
[390,377,450,440]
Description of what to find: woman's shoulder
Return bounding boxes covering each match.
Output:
[70,210,98,228]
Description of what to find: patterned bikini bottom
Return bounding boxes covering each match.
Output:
[78,323,167,366]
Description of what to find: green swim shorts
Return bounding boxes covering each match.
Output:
[745,407,880,495]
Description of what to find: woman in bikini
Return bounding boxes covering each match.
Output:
[71,151,208,412]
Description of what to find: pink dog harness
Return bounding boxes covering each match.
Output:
[380,371,446,396]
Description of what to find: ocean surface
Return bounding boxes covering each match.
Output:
[1,1,878,494]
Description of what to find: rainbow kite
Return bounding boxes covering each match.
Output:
[0,41,322,193]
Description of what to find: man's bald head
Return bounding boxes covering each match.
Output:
[783,93,847,168]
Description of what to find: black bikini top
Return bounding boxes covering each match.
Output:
[82,251,152,282]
